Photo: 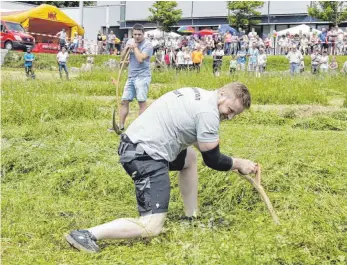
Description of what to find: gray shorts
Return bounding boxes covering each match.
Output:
[118,135,187,215]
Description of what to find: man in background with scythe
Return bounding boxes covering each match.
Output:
[111,24,153,134]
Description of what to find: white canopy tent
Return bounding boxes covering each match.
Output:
[145,29,180,39]
[276,24,321,37]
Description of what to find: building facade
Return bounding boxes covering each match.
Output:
[2,1,346,41]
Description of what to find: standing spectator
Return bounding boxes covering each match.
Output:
[151,36,159,54]
[184,47,193,70]
[97,31,103,54]
[56,28,67,50]
[107,31,116,54]
[159,37,165,48]
[247,42,259,72]
[319,51,329,73]
[200,36,207,55]
[336,29,344,55]
[328,26,338,55]
[57,46,69,80]
[24,47,35,79]
[237,28,245,51]
[236,45,247,71]
[311,49,321,74]
[118,24,153,132]
[310,32,319,54]
[173,36,181,50]
[166,37,173,53]
[192,47,203,72]
[212,43,224,75]
[121,34,129,52]
[230,33,239,55]
[300,34,309,55]
[286,45,303,76]
[70,33,79,53]
[181,36,188,47]
[278,35,289,55]
[257,48,267,77]
[206,36,214,55]
[188,36,195,51]
[176,48,185,71]
[264,36,272,55]
[155,46,165,70]
[229,55,237,75]
[223,30,232,55]
[329,56,338,73]
[318,28,328,53]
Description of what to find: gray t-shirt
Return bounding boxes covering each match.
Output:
[126,38,153,78]
[126,88,220,162]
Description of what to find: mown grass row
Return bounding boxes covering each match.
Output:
[4,69,347,108]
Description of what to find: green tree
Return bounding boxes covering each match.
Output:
[148,1,182,32]
[308,1,347,26]
[227,1,264,29]
[16,1,95,7]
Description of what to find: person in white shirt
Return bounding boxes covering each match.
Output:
[176,47,185,71]
[300,34,309,55]
[311,49,321,74]
[184,47,192,70]
[286,45,303,76]
[57,46,69,80]
[56,28,67,50]
[212,43,224,75]
[319,51,329,73]
[257,48,267,77]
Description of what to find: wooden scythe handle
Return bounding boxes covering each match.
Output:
[111,48,131,133]
[239,164,280,225]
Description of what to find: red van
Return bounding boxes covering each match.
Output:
[0,20,35,51]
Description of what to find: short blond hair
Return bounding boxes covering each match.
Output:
[221,82,251,109]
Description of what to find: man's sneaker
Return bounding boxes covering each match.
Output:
[65,230,100,253]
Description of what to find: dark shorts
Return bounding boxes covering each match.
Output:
[118,135,187,215]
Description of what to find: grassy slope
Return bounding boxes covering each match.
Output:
[1,68,347,264]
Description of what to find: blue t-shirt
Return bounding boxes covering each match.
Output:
[248,48,259,64]
[24,53,35,67]
[319,32,327,42]
[126,38,153,78]
[237,50,247,64]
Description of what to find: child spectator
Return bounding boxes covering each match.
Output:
[229,55,237,74]
[24,47,35,79]
[184,47,193,70]
[237,46,247,71]
[311,49,321,74]
[329,56,338,72]
[247,42,259,72]
[192,47,203,72]
[319,51,329,73]
[164,52,170,68]
[257,48,267,76]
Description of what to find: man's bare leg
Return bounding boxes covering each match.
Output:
[178,146,198,217]
[120,100,130,129]
[88,213,167,240]
[138,101,147,115]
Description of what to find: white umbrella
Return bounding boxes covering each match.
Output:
[145,29,180,39]
[276,24,321,37]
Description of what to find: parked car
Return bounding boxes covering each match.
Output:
[0,20,35,51]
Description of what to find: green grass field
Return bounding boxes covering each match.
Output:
[1,55,347,265]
